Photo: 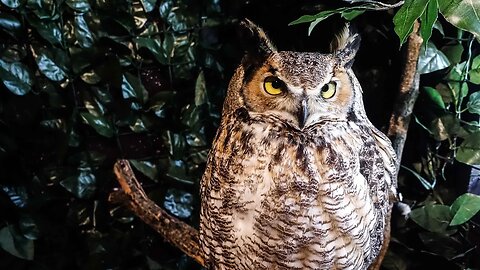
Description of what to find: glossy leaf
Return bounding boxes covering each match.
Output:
[80,112,114,137]
[65,0,91,12]
[1,0,21,9]
[423,86,445,109]
[27,16,63,46]
[19,215,40,240]
[450,193,480,226]
[456,132,480,165]
[31,47,67,82]
[410,204,452,233]
[163,188,193,218]
[438,0,480,39]
[122,73,149,104]
[0,225,34,260]
[60,169,96,199]
[130,159,158,181]
[467,91,480,114]
[393,0,429,45]
[420,0,438,46]
[135,37,166,64]
[74,14,94,48]
[0,13,23,38]
[0,59,33,95]
[140,0,157,13]
[418,41,450,74]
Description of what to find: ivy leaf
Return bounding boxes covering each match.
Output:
[74,14,94,48]
[31,47,67,82]
[80,112,114,137]
[393,0,429,45]
[469,55,480,84]
[450,193,480,226]
[441,42,464,64]
[423,86,445,109]
[456,132,480,165]
[410,204,452,233]
[467,91,480,114]
[420,0,438,46]
[438,0,480,40]
[60,168,96,199]
[0,59,33,95]
[0,225,34,260]
[417,41,450,74]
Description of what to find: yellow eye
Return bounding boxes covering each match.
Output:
[263,77,284,95]
[321,81,337,99]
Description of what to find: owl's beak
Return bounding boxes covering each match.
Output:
[297,99,309,129]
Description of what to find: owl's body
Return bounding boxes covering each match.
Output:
[200,21,397,270]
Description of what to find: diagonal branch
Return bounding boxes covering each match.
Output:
[108,159,205,267]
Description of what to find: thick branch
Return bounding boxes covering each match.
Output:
[387,21,423,172]
[109,159,205,267]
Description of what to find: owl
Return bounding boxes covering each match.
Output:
[200,19,398,270]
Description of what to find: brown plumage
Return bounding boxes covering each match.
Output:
[200,20,397,270]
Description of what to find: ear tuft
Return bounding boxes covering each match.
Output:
[238,19,276,57]
[330,23,361,68]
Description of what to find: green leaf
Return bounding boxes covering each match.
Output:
[420,0,438,45]
[341,9,365,20]
[441,42,464,64]
[80,112,114,137]
[31,47,67,82]
[65,0,91,12]
[418,41,450,74]
[456,132,480,165]
[450,193,480,226]
[60,169,96,199]
[1,0,21,9]
[469,55,480,84]
[26,16,63,46]
[122,73,149,104]
[135,37,166,64]
[140,0,157,12]
[0,225,34,260]
[423,86,445,109]
[438,0,480,40]
[393,0,429,45]
[74,14,94,48]
[130,160,158,181]
[0,59,33,95]
[410,204,452,233]
[0,13,23,39]
[401,165,435,190]
[289,9,340,26]
[467,91,480,114]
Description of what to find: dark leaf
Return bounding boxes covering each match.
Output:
[441,42,464,64]
[0,59,33,95]
[74,14,94,48]
[31,47,67,82]
[135,37,167,64]
[19,215,40,240]
[130,159,158,181]
[122,72,149,104]
[60,169,96,199]
[27,16,63,46]
[0,225,34,260]
[409,204,452,233]
[456,132,480,165]
[80,112,114,137]
[1,186,28,208]
[450,193,480,226]
[80,70,101,84]
[430,114,464,141]
[0,13,23,39]
[65,0,91,12]
[140,0,157,13]
[1,0,21,9]
[163,188,193,218]
[469,55,480,84]
[418,41,450,74]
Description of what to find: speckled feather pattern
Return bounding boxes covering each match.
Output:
[200,23,397,270]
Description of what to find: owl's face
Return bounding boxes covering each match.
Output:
[226,20,362,129]
[242,51,355,128]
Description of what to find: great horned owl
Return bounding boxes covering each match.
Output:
[200,20,397,270]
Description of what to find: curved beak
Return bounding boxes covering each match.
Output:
[297,99,309,129]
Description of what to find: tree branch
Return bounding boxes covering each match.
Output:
[108,159,205,267]
[387,21,423,172]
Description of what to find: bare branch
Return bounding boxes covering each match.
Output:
[109,159,205,267]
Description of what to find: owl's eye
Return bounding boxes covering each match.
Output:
[263,77,284,95]
[321,81,337,99]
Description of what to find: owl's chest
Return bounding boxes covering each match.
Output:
[202,121,379,269]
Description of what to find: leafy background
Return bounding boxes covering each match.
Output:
[0,0,479,269]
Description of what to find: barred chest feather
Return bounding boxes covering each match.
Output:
[200,111,394,270]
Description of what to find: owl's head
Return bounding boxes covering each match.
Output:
[224,19,366,129]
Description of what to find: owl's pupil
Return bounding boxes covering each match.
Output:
[271,79,282,89]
